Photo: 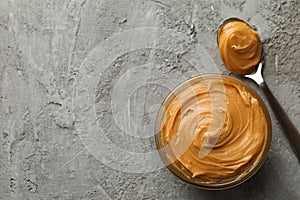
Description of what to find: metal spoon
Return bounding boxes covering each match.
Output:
[217,17,300,162]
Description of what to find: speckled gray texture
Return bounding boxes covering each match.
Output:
[0,0,299,199]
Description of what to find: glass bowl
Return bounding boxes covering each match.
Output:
[154,74,272,190]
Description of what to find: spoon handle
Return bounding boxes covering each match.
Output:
[259,82,300,162]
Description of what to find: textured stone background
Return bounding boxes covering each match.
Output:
[0,0,299,199]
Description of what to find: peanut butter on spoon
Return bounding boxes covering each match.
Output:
[218,20,262,75]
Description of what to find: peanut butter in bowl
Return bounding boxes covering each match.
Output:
[155,75,272,189]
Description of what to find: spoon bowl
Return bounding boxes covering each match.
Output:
[217,17,300,163]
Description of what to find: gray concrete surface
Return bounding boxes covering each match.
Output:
[0,0,299,199]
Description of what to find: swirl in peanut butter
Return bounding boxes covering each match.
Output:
[161,80,267,181]
[218,20,262,75]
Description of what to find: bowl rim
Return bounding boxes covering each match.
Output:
[154,74,272,190]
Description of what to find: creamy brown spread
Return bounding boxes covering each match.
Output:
[161,80,267,181]
[218,20,262,75]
